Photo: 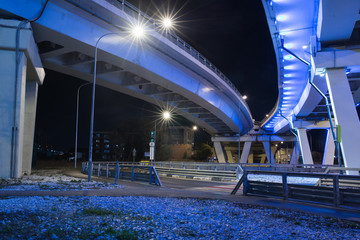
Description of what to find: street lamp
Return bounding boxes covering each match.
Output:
[161,17,173,29]
[88,29,145,181]
[130,24,145,39]
[74,82,91,169]
[152,110,172,162]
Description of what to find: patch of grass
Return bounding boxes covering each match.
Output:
[44,227,68,238]
[76,227,138,240]
[131,214,152,221]
[70,179,82,183]
[51,207,58,211]
[115,229,138,240]
[82,208,116,216]
[38,184,50,189]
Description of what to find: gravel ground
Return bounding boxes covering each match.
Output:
[0,196,359,239]
[0,170,359,239]
[0,170,123,191]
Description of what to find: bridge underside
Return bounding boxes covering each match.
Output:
[0,0,253,177]
[260,0,360,174]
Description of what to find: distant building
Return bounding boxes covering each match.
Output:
[158,126,194,145]
[158,126,194,160]
[93,132,125,161]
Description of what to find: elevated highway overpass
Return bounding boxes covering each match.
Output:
[260,0,360,173]
[2,0,359,178]
[0,0,252,177]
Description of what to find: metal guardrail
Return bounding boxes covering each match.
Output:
[239,163,334,173]
[236,170,360,209]
[316,167,360,187]
[104,0,248,110]
[324,167,360,174]
[82,162,162,186]
[147,161,242,181]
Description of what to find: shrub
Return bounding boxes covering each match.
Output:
[192,143,212,161]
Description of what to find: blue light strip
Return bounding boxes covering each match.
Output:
[261,0,319,133]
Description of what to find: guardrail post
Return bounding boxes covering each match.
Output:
[243,170,248,196]
[97,163,101,176]
[132,166,135,181]
[236,166,242,180]
[115,161,119,184]
[282,172,288,200]
[106,164,109,178]
[150,167,153,185]
[333,175,340,207]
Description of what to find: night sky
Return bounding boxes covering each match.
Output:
[35,0,277,151]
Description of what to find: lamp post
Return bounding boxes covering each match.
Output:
[87,24,147,181]
[74,82,91,169]
[88,32,124,182]
[152,110,171,162]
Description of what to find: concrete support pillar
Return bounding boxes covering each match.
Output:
[260,155,266,163]
[225,150,234,163]
[290,141,300,165]
[322,129,335,165]
[262,142,275,164]
[0,20,44,178]
[0,51,27,178]
[240,141,252,163]
[248,152,254,163]
[326,68,360,174]
[297,128,314,164]
[22,81,39,175]
[213,142,226,163]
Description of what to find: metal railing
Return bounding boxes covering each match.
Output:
[316,167,360,187]
[104,0,248,110]
[148,161,242,181]
[239,163,334,173]
[235,170,360,209]
[324,167,360,174]
[82,162,162,186]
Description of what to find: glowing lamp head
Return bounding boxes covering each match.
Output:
[162,17,173,29]
[162,111,171,120]
[131,25,145,39]
[193,126,198,131]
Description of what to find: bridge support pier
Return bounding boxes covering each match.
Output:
[262,141,275,164]
[326,68,360,174]
[296,128,314,165]
[0,20,44,178]
[290,141,300,164]
[240,141,252,163]
[322,129,335,165]
[213,141,226,163]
